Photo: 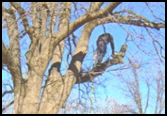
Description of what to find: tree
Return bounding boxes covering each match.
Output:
[116,58,165,114]
[2,2,165,114]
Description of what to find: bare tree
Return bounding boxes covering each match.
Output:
[104,99,137,114]
[116,58,165,114]
[59,98,137,114]
[2,2,165,114]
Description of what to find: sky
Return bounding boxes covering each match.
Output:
[2,2,165,114]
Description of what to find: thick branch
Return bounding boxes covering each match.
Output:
[47,3,57,36]
[5,4,22,86]
[119,19,165,30]
[96,14,165,30]
[5,4,24,113]
[67,21,100,77]
[10,2,34,36]
[76,44,128,84]
[58,2,71,31]
[2,40,9,69]
[109,13,165,30]
[30,2,40,36]
[70,2,121,28]
[53,2,121,46]
[89,2,104,12]
[39,2,52,40]
[68,3,104,78]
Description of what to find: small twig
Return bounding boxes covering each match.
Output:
[2,90,13,98]
[2,100,14,113]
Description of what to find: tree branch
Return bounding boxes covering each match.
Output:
[58,2,71,31]
[2,100,14,113]
[128,59,143,114]
[2,40,9,69]
[47,2,57,37]
[5,4,23,86]
[88,2,104,12]
[10,2,34,35]
[68,2,104,79]
[53,2,121,46]
[99,14,165,30]
[76,44,128,84]
[121,19,165,30]
[2,90,13,98]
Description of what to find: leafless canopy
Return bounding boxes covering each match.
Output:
[2,2,165,114]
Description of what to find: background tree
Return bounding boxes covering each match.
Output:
[2,2,165,114]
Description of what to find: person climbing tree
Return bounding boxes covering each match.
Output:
[94,33,115,64]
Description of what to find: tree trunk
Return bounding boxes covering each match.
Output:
[38,71,76,114]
